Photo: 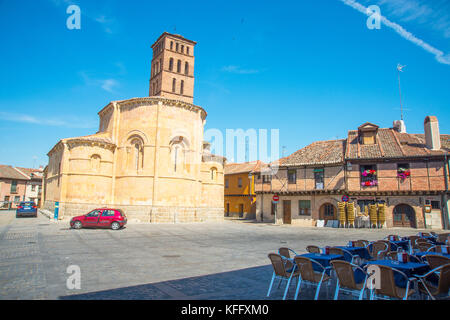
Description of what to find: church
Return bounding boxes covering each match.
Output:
[42,32,225,223]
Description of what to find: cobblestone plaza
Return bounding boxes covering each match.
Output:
[0,210,436,300]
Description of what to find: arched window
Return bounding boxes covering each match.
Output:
[170,136,189,173]
[128,137,144,171]
[210,167,217,181]
[180,80,184,95]
[187,46,190,55]
[185,62,189,75]
[169,58,173,71]
[177,60,181,73]
[91,154,101,172]
[170,41,173,50]
[181,45,184,53]
[176,43,179,52]
[172,78,176,92]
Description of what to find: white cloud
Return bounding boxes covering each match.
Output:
[100,79,119,93]
[0,112,96,128]
[221,65,260,74]
[338,0,450,65]
[79,71,120,93]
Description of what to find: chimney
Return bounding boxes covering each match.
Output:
[424,116,441,150]
[393,120,406,133]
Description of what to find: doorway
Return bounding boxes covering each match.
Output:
[283,200,291,224]
[319,203,337,221]
[393,204,416,228]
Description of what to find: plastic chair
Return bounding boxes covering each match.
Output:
[415,263,450,300]
[366,241,389,260]
[306,245,320,254]
[267,253,300,300]
[354,240,369,247]
[330,246,359,264]
[278,247,297,270]
[293,256,333,300]
[331,260,369,300]
[423,254,450,270]
[368,265,416,300]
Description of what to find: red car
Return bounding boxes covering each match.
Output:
[70,208,127,230]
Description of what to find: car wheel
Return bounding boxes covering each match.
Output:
[73,221,83,229]
[111,222,120,230]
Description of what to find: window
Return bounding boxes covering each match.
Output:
[299,200,311,216]
[210,167,217,181]
[288,169,296,184]
[187,46,190,55]
[170,41,173,50]
[171,138,187,173]
[225,179,229,188]
[262,174,272,183]
[101,210,115,217]
[169,58,173,71]
[427,200,441,209]
[181,45,184,53]
[14,196,20,203]
[185,62,189,75]
[159,58,162,72]
[323,204,335,217]
[91,154,101,172]
[361,164,377,187]
[177,60,181,73]
[176,43,179,51]
[31,185,36,192]
[238,177,242,188]
[134,143,142,170]
[86,210,101,217]
[128,137,144,171]
[11,180,17,193]
[180,80,184,94]
[172,78,176,92]
[397,163,410,180]
[314,169,324,189]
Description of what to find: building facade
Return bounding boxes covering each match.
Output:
[15,167,43,206]
[42,32,225,223]
[255,117,450,229]
[224,161,262,219]
[0,165,29,209]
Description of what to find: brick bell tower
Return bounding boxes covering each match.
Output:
[149,32,196,104]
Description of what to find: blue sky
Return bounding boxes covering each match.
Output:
[0,0,449,167]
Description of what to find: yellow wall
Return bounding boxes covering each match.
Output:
[224,173,256,216]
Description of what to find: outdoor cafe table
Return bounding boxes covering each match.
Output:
[296,253,345,274]
[361,260,430,288]
[334,246,371,261]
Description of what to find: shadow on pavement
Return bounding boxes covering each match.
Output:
[60,264,329,300]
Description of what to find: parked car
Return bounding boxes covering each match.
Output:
[70,208,127,230]
[16,201,38,218]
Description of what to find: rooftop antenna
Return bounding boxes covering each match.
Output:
[397,63,406,120]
